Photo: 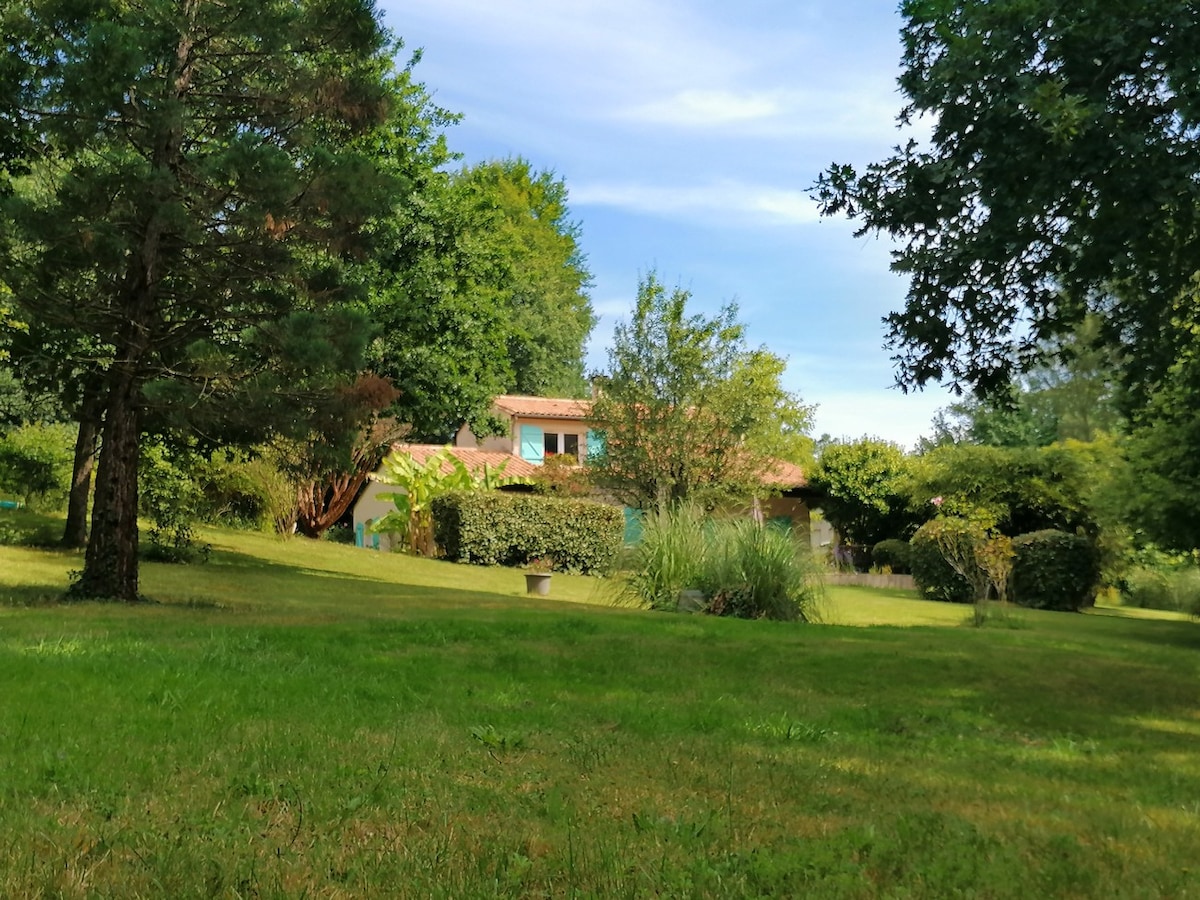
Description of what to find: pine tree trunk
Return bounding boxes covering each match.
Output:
[71,368,142,601]
[61,382,103,549]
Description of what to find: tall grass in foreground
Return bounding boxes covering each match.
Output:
[623,506,824,621]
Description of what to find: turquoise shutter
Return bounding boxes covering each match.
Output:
[623,507,644,544]
[585,429,605,464]
[520,425,544,463]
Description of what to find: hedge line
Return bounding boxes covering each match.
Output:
[432,491,623,575]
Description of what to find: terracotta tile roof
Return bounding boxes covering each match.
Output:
[386,443,541,479]
[760,458,807,489]
[491,394,593,420]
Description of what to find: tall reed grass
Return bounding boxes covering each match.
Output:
[621,505,708,610]
[623,505,824,621]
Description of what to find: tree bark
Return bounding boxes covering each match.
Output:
[71,365,141,601]
[61,380,104,549]
[295,469,371,539]
[70,25,190,599]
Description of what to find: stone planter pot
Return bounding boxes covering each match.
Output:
[524,573,552,596]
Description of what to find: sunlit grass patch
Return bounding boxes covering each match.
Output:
[1,513,1199,895]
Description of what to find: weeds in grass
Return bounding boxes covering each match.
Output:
[470,724,526,753]
[965,601,1029,629]
[2,519,1200,897]
[745,715,833,743]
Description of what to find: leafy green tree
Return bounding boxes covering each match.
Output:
[906,442,1121,540]
[589,274,813,510]
[1123,346,1200,550]
[919,318,1123,451]
[363,166,513,442]
[809,439,916,547]
[1,0,411,600]
[455,159,595,398]
[365,158,594,441]
[814,0,1200,403]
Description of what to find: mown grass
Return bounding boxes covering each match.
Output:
[1,510,1199,897]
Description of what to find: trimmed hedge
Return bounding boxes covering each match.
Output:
[871,539,913,574]
[910,521,972,604]
[432,491,624,575]
[1010,530,1099,611]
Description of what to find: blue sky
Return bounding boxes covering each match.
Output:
[378,0,958,448]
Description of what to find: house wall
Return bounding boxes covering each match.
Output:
[477,432,514,454]
[454,423,477,448]
[495,415,591,463]
[351,478,399,552]
[762,496,812,538]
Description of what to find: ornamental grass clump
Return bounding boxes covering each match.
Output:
[699,519,824,622]
[622,506,824,621]
[621,505,707,610]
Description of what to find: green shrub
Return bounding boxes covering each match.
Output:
[139,443,209,564]
[1121,567,1173,610]
[698,519,824,622]
[432,491,623,575]
[910,521,973,603]
[0,423,74,511]
[194,451,296,532]
[620,506,823,620]
[621,505,708,610]
[1010,530,1099,611]
[872,539,913,574]
[0,508,61,547]
[322,523,356,545]
[1176,570,1200,619]
[1121,565,1200,613]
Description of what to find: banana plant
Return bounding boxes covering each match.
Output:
[372,448,529,555]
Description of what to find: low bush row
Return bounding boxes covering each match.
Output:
[908,525,1100,611]
[432,491,623,575]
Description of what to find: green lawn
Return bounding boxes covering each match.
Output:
[2,514,1198,897]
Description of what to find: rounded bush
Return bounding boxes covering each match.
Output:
[910,522,972,603]
[1010,530,1099,611]
[872,539,913,574]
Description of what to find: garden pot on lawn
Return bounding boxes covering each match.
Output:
[525,573,552,596]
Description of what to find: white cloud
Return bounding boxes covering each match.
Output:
[624,89,784,127]
[392,0,745,99]
[572,181,820,227]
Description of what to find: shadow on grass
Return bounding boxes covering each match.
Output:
[0,582,73,607]
[199,544,393,584]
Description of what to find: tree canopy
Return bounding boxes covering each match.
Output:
[365,157,594,442]
[1,0,413,599]
[809,439,915,548]
[588,274,813,510]
[919,318,1123,450]
[813,0,1200,402]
